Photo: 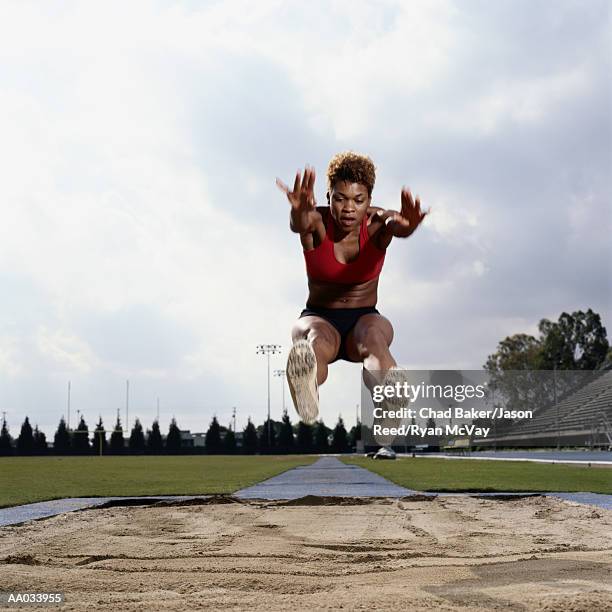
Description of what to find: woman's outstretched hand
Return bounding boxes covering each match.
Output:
[276,165,316,210]
[276,165,320,234]
[377,187,430,238]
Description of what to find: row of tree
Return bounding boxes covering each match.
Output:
[3,310,607,456]
[0,411,358,456]
[483,309,610,424]
[484,309,609,372]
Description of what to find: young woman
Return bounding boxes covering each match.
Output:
[276,151,428,427]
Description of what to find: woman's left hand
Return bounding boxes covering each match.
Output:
[376,188,430,238]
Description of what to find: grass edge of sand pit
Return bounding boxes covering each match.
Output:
[0,455,319,508]
[341,456,612,494]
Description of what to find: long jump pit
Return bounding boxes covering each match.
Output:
[1,493,611,611]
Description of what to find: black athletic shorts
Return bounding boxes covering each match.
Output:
[299,305,380,363]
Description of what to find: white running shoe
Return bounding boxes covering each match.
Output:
[373,366,409,446]
[287,339,319,425]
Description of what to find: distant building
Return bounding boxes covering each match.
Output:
[234,431,243,448]
[179,430,194,449]
[192,432,206,448]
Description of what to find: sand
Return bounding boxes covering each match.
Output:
[1,494,611,611]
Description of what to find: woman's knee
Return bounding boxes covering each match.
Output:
[291,318,340,362]
[353,317,394,357]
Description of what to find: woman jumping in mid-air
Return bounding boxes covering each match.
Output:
[276,151,428,426]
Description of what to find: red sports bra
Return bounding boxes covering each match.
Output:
[304,210,386,284]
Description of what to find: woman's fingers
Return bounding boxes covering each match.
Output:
[293,169,302,194]
[401,188,413,217]
[300,165,317,209]
[402,189,429,220]
[275,177,290,195]
[279,165,316,208]
[307,166,316,192]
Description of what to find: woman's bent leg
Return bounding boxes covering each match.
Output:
[287,316,341,423]
[344,314,403,445]
[344,313,396,384]
[291,316,341,385]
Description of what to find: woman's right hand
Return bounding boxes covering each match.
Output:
[276,165,320,233]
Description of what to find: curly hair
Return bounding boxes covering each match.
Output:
[326,151,376,196]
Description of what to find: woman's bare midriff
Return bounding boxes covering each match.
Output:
[306,277,379,309]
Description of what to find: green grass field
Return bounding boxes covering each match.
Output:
[341,456,612,494]
[2,455,610,508]
[0,455,318,508]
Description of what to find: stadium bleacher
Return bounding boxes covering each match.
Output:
[477,368,612,447]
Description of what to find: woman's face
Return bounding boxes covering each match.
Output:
[328,180,370,232]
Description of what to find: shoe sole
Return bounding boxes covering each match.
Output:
[287,339,319,424]
[374,367,410,446]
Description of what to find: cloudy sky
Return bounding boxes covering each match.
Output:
[0,0,610,438]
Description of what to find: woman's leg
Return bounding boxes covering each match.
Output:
[291,315,341,385]
[287,315,341,423]
[344,314,402,446]
[344,313,396,385]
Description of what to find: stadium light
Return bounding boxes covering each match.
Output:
[256,344,282,447]
[274,369,286,414]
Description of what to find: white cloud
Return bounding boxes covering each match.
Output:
[0,0,608,435]
[35,326,98,373]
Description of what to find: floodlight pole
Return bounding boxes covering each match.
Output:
[257,344,282,447]
[554,365,559,450]
[67,380,71,430]
[274,369,286,414]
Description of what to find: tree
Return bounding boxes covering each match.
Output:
[224,427,237,453]
[406,416,418,448]
[331,416,349,453]
[425,417,440,448]
[16,416,34,455]
[91,417,108,455]
[277,411,294,453]
[33,426,47,454]
[258,418,277,454]
[314,420,329,453]
[484,310,609,418]
[485,310,609,372]
[147,420,163,454]
[484,333,541,372]
[537,309,609,370]
[72,416,90,454]
[242,418,258,454]
[296,421,314,453]
[109,415,125,454]
[166,418,182,454]
[205,416,222,454]
[348,420,361,450]
[0,417,13,456]
[53,417,71,454]
[129,418,146,454]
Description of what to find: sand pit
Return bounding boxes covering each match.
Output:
[1,495,611,611]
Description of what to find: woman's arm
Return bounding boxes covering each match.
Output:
[276,165,324,236]
[371,187,429,250]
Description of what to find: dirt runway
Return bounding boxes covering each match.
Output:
[1,494,611,611]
